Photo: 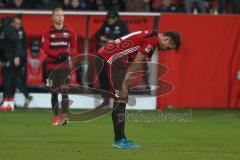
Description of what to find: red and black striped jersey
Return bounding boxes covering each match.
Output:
[42,25,77,62]
[98,30,159,64]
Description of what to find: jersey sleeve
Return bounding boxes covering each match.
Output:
[138,38,157,57]
[94,23,106,40]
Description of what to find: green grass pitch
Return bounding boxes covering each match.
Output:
[0,109,240,160]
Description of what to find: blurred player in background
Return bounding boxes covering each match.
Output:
[42,8,77,126]
[0,17,32,111]
[95,10,128,48]
[96,30,181,149]
[13,16,33,108]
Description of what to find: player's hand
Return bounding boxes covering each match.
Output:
[100,36,108,42]
[14,57,20,67]
[0,61,3,67]
[58,52,69,61]
[119,80,128,98]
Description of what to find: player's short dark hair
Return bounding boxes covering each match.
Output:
[52,8,64,14]
[163,31,181,52]
[106,10,119,19]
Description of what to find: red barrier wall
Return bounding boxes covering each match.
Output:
[157,14,240,109]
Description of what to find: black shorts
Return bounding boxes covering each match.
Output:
[45,67,70,89]
[96,53,128,102]
[95,54,110,97]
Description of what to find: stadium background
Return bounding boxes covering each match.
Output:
[0,1,240,160]
[1,10,240,109]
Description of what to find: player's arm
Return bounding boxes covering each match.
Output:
[124,51,145,81]
[95,23,110,41]
[119,51,145,98]
[95,23,106,40]
[6,28,21,66]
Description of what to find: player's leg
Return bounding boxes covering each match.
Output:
[0,66,15,111]
[112,100,141,149]
[59,93,69,126]
[110,61,141,149]
[49,68,68,126]
[95,54,110,102]
[3,66,12,99]
[51,92,60,125]
[112,101,126,141]
[14,67,32,108]
[58,67,71,126]
[96,54,126,146]
[51,93,59,115]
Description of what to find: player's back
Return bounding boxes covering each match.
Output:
[98,30,158,64]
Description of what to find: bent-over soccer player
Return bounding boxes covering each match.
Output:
[96,30,181,149]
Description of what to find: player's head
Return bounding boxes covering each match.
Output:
[158,31,181,52]
[11,17,22,30]
[52,8,64,25]
[106,10,119,26]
